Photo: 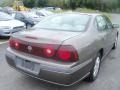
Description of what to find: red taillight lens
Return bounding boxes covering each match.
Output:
[9,38,20,50]
[9,38,13,48]
[57,45,79,62]
[43,45,55,58]
[14,41,20,49]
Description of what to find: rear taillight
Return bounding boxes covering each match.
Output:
[14,41,20,49]
[9,38,79,62]
[9,38,20,50]
[9,38,13,48]
[43,45,55,58]
[57,45,79,62]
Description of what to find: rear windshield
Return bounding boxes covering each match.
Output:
[34,14,91,32]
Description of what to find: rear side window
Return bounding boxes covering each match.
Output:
[96,16,107,31]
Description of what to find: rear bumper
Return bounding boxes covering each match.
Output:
[6,48,93,86]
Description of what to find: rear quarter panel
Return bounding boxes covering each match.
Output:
[62,15,118,66]
[62,17,99,65]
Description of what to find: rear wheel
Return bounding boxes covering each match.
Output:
[86,53,101,82]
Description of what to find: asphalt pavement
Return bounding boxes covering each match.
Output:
[0,14,120,90]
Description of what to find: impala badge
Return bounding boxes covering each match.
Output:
[27,46,32,52]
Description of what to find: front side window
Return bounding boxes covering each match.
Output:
[103,16,113,29]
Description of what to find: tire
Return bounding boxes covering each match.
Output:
[86,53,101,82]
[112,36,118,50]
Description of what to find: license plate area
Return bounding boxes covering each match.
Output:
[22,60,34,70]
[16,57,40,75]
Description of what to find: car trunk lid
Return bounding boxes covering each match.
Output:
[13,28,80,44]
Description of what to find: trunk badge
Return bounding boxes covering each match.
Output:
[27,46,32,52]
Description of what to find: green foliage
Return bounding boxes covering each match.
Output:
[0,0,15,7]
[1,0,120,12]
[23,0,35,8]
[35,0,47,7]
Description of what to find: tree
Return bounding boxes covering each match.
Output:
[21,0,120,12]
[23,0,35,8]
[0,0,15,7]
[35,0,47,7]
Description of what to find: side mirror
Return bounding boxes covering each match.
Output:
[113,24,119,28]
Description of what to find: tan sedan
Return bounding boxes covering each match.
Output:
[6,13,119,86]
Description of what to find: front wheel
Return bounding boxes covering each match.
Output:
[86,53,101,82]
[112,36,118,50]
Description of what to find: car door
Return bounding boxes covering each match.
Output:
[103,16,117,47]
[96,15,112,54]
